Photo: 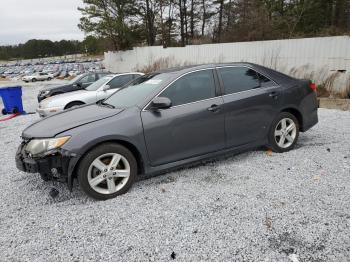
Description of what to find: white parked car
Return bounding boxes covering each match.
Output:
[22,72,54,82]
[36,72,144,117]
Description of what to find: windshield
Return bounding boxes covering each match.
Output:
[85,76,113,91]
[103,73,170,108]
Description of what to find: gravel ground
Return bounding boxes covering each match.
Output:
[0,82,349,262]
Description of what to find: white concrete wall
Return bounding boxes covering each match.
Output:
[104,36,350,96]
[104,36,350,72]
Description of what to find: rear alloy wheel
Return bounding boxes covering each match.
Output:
[31,78,37,82]
[268,112,299,153]
[78,143,137,200]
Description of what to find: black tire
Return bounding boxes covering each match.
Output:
[32,78,37,82]
[47,77,52,81]
[11,107,18,114]
[1,108,7,115]
[268,112,299,153]
[78,143,137,200]
[64,101,84,110]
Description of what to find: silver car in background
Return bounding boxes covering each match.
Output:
[37,72,144,117]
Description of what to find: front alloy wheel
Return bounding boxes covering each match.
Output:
[88,153,130,195]
[78,143,137,200]
[268,112,299,152]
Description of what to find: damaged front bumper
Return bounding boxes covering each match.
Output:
[15,142,80,190]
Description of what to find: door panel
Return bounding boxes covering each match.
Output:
[223,86,282,147]
[141,97,225,166]
[217,66,282,147]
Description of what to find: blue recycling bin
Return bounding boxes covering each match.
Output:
[0,86,25,115]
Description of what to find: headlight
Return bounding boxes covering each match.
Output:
[25,136,71,156]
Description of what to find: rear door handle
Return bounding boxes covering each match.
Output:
[208,104,220,112]
[269,91,278,99]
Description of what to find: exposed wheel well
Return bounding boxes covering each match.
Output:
[72,140,144,178]
[281,108,303,130]
[64,101,85,110]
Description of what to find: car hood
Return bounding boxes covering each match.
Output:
[23,104,124,138]
[40,83,70,92]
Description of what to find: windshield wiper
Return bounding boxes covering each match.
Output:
[97,100,115,109]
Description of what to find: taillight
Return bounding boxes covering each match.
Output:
[309,82,317,91]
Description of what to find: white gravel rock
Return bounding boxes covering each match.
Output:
[0,82,349,261]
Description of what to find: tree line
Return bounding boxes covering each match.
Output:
[0,37,105,60]
[78,0,350,50]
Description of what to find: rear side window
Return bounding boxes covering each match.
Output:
[160,69,216,107]
[218,67,260,95]
[258,73,274,87]
[108,74,134,89]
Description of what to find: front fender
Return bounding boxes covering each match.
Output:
[65,135,146,191]
[60,107,149,189]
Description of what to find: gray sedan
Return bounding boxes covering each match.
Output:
[16,63,318,200]
[36,72,144,117]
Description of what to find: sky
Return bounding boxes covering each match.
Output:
[0,0,85,45]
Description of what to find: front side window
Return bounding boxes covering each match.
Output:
[218,67,260,95]
[132,74,142,79]
[80,74,95,83]
[108,75,134,89]
[160,69,216,107]
[85,76,113,91]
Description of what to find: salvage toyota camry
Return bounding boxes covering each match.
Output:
[16,63,318,200]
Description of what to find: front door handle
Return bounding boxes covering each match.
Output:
[269,91,278,100]
[208,104,220,112]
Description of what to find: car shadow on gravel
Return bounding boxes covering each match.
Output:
[19,143,308,203]
[139,148,262,187]
[22,147,259,203]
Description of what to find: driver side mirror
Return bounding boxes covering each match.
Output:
[150,97,172,110]
[102,84,110,91]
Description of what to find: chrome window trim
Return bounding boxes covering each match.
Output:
[142,68,216,111]
[220,84,278,98]
[142,65,279,111]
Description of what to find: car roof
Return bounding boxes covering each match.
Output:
[153,62,296,84]
[113,72,144,75]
